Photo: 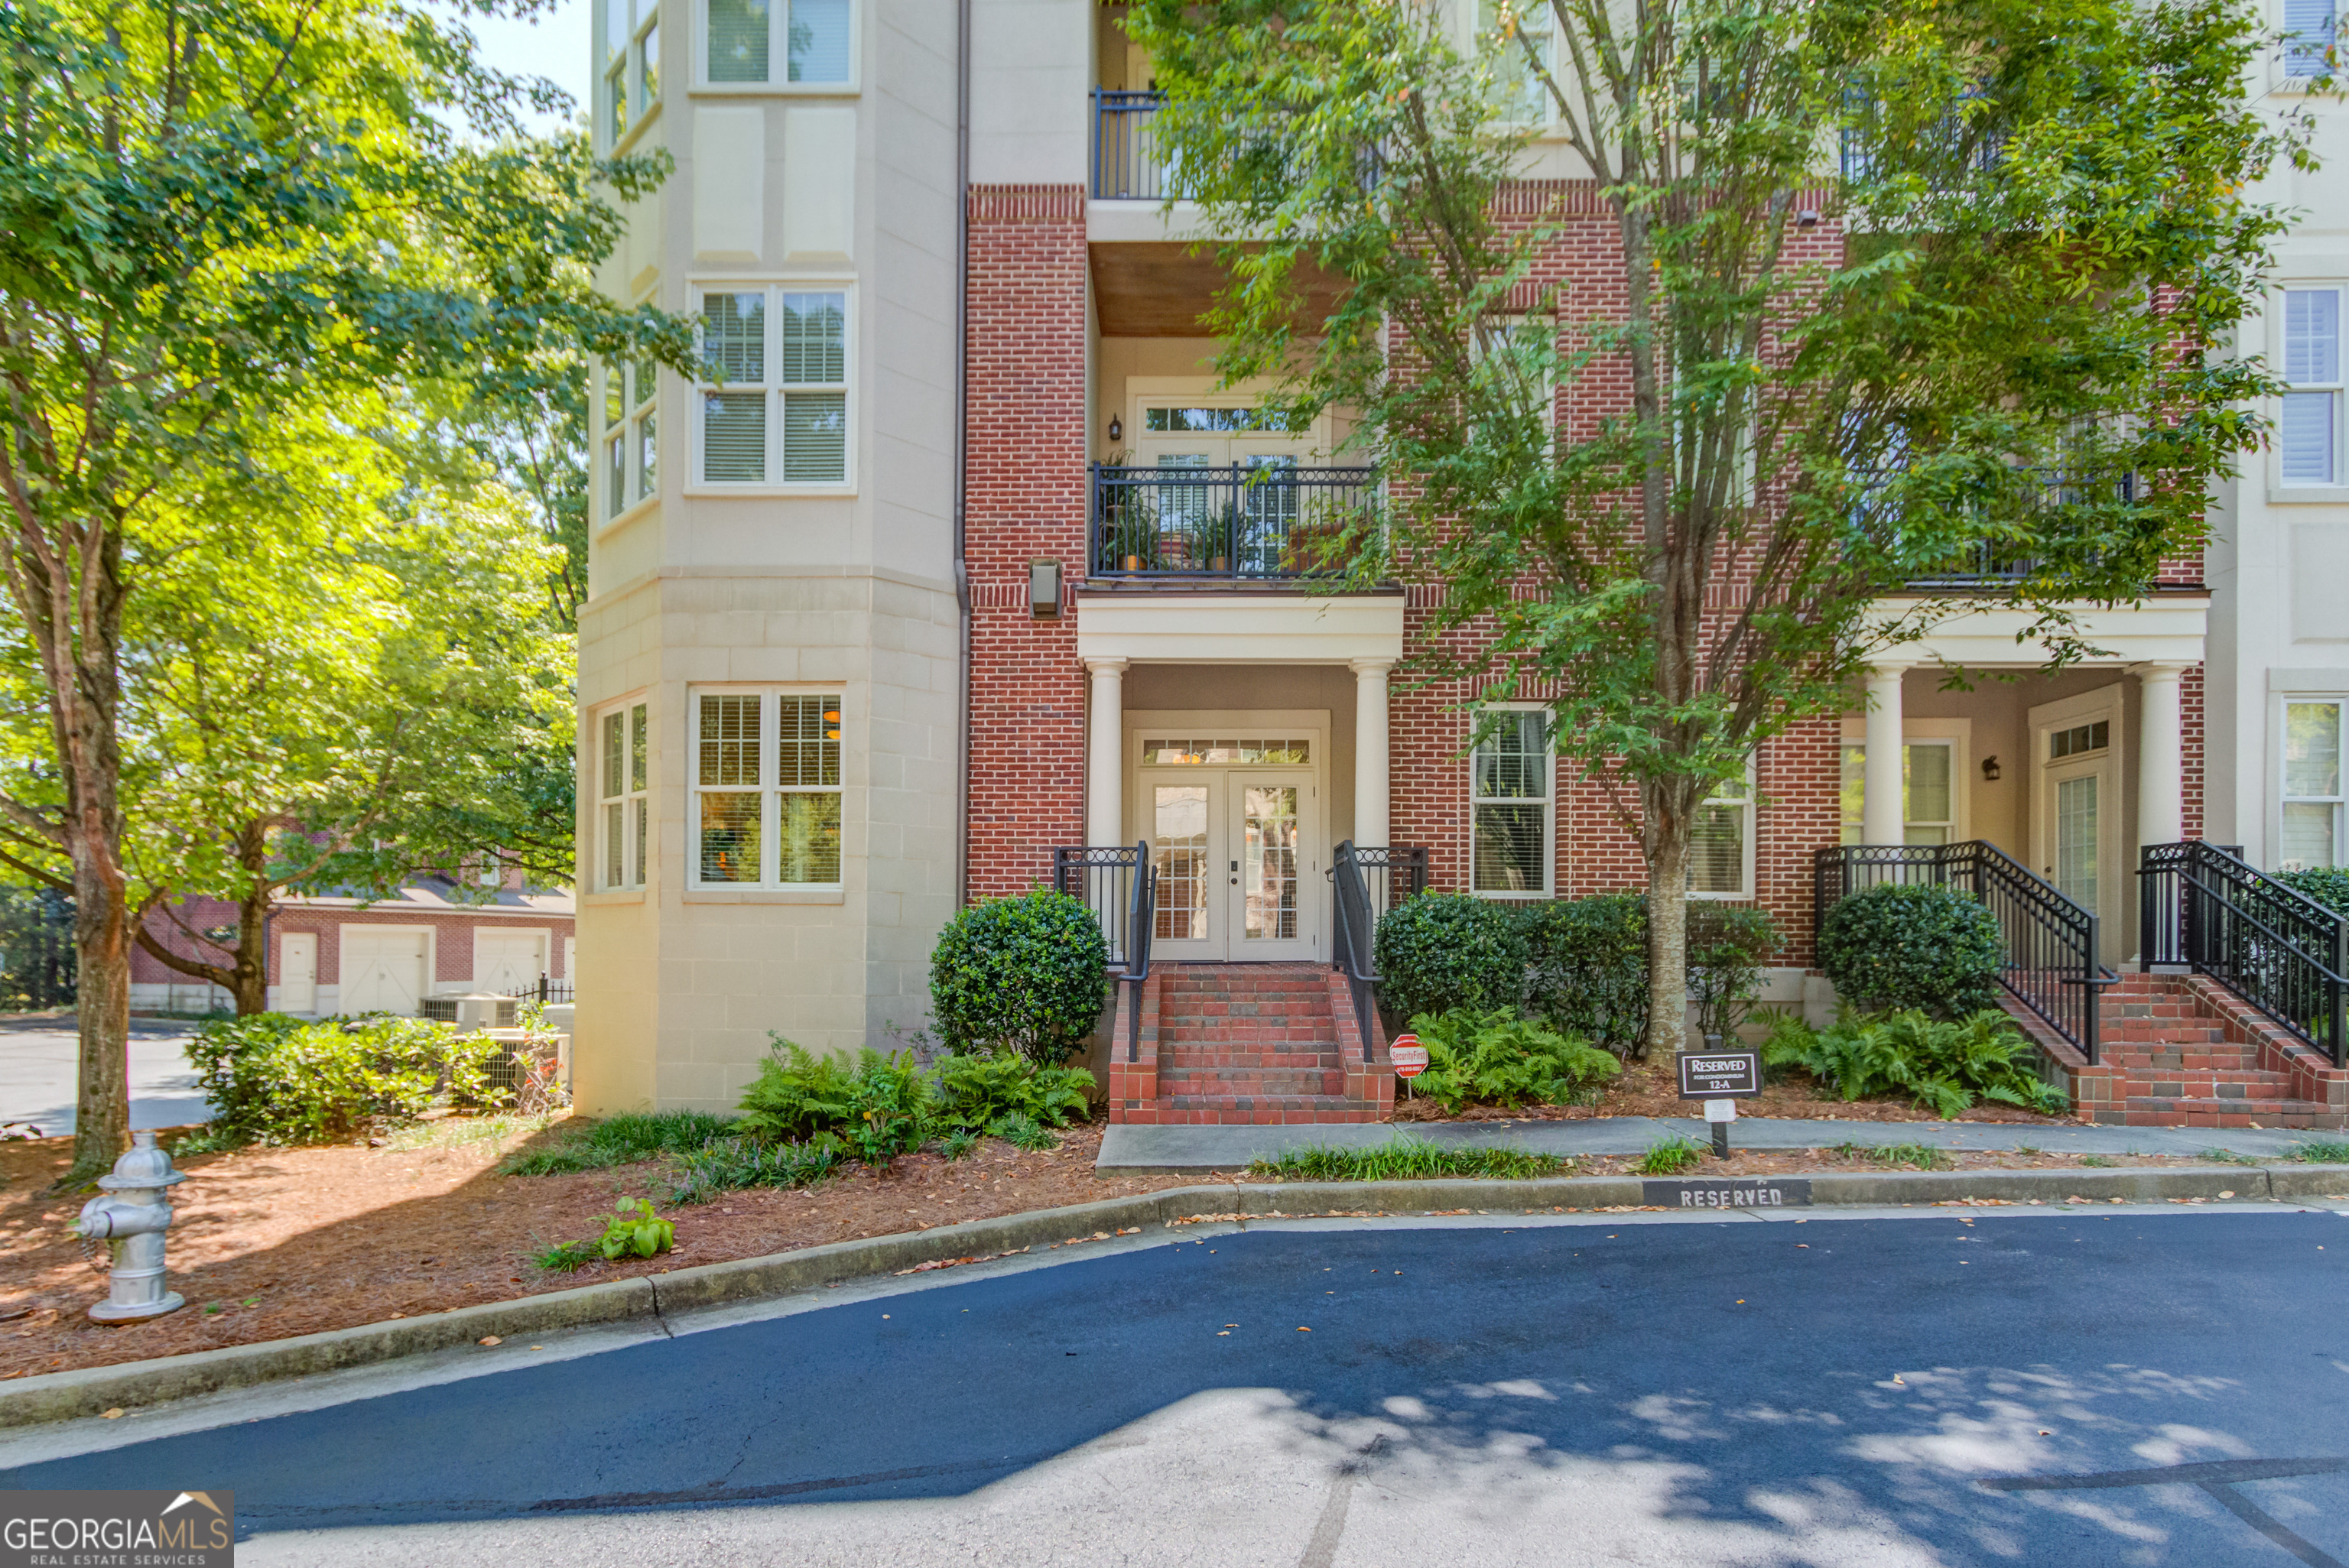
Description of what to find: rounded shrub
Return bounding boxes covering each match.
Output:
[1373,892,1528,1023]
[930,888,1109,1064]
[2274,865,2349,916]
[1518,894,1647,1053]
[1818,882,2003,1018]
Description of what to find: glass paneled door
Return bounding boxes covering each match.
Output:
[1136,737,1319,961]
[2031,690,2123,945]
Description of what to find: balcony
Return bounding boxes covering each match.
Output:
[1090,463,1378,581]
[1093,89,1178,201]
[1866,469,2142,590]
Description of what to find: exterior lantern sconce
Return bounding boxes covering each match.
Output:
[1029,559,1063,618]
[1981,755,2001,781]
[1106,414,1123,443]
[1795,209,1820,229]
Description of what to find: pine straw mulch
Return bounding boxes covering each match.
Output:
[0,1118,1218,1384]
[1389,1054,2072,1125]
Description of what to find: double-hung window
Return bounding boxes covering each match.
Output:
[706,0,852,84]
[2282,287,2342,485]
[697,288,850,486]
[604,0,661,144]
[2283,699,2346,868]
[1838,739,1959,846]
[1690,762,1757,898]
[692,690,843,888]
[2287,0,2337,76]
[1480,1,1555,124]
[602,359,659,516]
[1471,709,1551,894]
[599,702,649,891]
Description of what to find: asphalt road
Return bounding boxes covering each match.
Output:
[0,1014,206,1135]
[8,1208,2349,1566]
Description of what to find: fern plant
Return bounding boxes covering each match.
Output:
[1407,1009,1620,1113]
[1763,1010,2069,1119]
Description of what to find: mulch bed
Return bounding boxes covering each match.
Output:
[0,1120,1213,1384]
[1389,1056,2070,1125]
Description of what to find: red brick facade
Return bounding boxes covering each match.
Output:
[132,895,573,994]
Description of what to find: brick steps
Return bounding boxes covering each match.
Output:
[2115,1096,2342,1128]
[1106,963,1393,1126]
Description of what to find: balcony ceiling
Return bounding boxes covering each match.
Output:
[1089,242,1350,337]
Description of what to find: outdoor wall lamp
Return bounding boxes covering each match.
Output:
[1107,414,1123,442]
[1981,755,2002,781]
[1795,209,1821,229]
[1030,559,1063,617]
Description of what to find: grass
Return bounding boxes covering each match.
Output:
[668,1137,844,1204]
[385,1111,560,1153]
[2201,1148,2261,1166]
[2285,1139,2349,1164]
[528,1238,598,1272]
[1249,1137,1569,1183]
[1636,1136,1705,1177]
[1828,1141,1950,1170]
[2079,1154,2117,1168]
[499,1110,738,1176]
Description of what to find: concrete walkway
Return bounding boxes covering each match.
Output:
[1095,1114,2343,1172]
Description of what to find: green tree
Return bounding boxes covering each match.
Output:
[0,0,687,1180]
[1129,0,2297,1054]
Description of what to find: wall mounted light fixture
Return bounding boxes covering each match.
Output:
[1107,414,1123,442]
[1029,559,1063,618]
[1980,755,2002,781]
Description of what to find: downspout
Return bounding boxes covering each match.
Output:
[953,0,973,911]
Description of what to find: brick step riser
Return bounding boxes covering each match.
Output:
[1162,1073,1345,1096]
[1160,1050,1343,1067]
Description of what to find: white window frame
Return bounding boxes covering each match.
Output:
[2279,694,2347,870]
[603,0,662,150]
[697,0,859,91]
[1469,704,1553,898]
[1477,0,1557,128]
[690,284,855,494]
[2278,284,2344,489]
[687,687,845,891]
[597,698,651,892]
[1837,718,1973,847]
[599,354,660,524]
[1688,756,1759,901]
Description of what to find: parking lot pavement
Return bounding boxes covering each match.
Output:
[0,1014,207,1135]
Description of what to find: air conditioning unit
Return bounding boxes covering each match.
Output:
[428,992,518,1031]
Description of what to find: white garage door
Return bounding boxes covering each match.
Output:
[474,932,547,995]
[342,930,428,1016]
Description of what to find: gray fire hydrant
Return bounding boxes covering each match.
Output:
[73,1131,188,1323]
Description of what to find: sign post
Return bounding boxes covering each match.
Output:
[1675,1034,1762,1157]
[1389,1033,1428,1100]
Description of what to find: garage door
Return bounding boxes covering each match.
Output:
[474,932,547,995]
[342,930,428,1015]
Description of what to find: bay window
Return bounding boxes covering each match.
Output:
[692,689,843,888]
[1471,709,1550,894]
[599,700,649,891]
[696,287,850,487]
[604,0,661,144]
[601,358,658,517]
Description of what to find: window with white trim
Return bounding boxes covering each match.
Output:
[691,690,842,888]
[1837,740,1959,846]
[1471,709,1551,894]
[1690,761,1757,898]
[603,0,661,144]
[706,0,852,84]
[696,288,849,486]
[599,700,649,891]
[2282,287,2342,485]
[1480,0,1555,123]
[2287,0,2337,76]
[2283,698,2345,868]
[601,358,658,516]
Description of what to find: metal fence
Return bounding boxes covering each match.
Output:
[1091,463,1378,579]
[1331,843,1428,1063]
[2139,840,2347,1066]
[1053,842,1157,1060]
[1815,841,2113,1062]
[503,975,574,1005]
[1093,89,1180,200]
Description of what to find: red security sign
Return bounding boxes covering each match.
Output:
[1389,1034,1428,1079]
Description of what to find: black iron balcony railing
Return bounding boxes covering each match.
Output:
[2139,840,2348,1067]
[1091,462,1378,579]
[1850,468,2143,590]
[1093,89,1179,200]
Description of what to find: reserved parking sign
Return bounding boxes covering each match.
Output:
[1676,1050,1762,1098]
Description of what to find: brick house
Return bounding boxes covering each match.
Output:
[132,882,575,1017]
[569,0,2341,1128]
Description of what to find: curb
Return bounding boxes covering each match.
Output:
[7,1164,2347,1432]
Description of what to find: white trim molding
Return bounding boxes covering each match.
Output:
[1867,596,2207,667]
[1073,592,1406,667]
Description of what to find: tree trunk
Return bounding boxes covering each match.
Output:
[1642,786,1694,1061]
[133,820,276,1015]
[70,846,131,1180]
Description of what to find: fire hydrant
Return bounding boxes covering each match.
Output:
[73,1131,188,1323]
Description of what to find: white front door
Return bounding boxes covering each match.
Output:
[2030,687,2125,943]
[343,930,428,1015]
[1138,745,1321,962]
[474,931,547,995]
[278,932,317,1014]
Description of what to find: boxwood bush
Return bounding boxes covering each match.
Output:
[189,1013,508,1146]
[2274,865,2349,916]
[1818,882,2003,1018]
[930,888,1109,1064]
[1373,892,1527,1022]
[1519,894,1647,1053]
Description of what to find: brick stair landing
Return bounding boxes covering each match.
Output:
[2005,972,2349,1128]
[1105,963,1393,1125]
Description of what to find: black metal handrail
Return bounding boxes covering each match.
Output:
[1330,843,1428,1063]
[1092,463,1377,579]
[1815,841,2116,1062]
[2139,841,2348,1066]
[1053,842,1155,1061]
[1093,89,1179,200]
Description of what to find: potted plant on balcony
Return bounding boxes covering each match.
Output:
[1188,504,1235,573]
[1097,457,1158,573]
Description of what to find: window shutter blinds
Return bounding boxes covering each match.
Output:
[703,393,766,482]
[2286,0,2335,73]
[709,0,771,80]
[783,393,846,482]
[2288,290,2339,385]
[788,0,850,82]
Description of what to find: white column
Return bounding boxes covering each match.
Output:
[2137,661,2188,850]
[1086,657,1127,846]
[1351,659,1393,849]
[1862,662,1911,846]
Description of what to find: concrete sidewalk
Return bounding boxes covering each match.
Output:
[1094,1114,2341,1173]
